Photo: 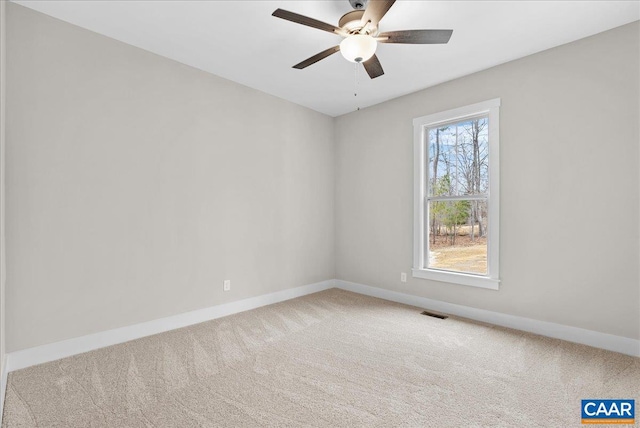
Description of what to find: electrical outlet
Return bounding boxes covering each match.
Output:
[400,272,407,283]
[223,280,231,292]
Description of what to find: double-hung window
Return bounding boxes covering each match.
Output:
[412,99,500,289]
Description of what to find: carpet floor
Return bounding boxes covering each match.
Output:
[2,289,639,427]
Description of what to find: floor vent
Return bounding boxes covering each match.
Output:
[420,310,448,320]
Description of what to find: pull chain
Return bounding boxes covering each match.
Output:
[354,63,361,111]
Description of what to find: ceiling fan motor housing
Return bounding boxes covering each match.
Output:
[339,10,377,35]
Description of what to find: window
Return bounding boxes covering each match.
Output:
[413,99,500,289]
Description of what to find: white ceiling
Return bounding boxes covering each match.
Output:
[14,1,640,117]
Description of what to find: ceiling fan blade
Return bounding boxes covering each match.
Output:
[361,0,396,28]
[293,46,341,69]
[272,9,345,36]
[378,29,453,44]
[363,54,384,79]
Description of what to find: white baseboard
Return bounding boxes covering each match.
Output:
[335,279,640,358]
[6,279,335,373]
[6,278,638,375]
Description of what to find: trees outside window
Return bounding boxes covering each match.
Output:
[427,117,488,273]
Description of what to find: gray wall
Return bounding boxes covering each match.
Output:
[335,22,640,340]
[6,3,639,352]
[1,0,7,369]
[6,3,335,352]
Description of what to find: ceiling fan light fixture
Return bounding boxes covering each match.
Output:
[340,34,377,63]
[272,1,453,79]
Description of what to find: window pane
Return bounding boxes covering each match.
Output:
[427,117,489,197]
[427,199,488,275]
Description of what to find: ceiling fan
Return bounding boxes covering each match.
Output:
[272,0,453,79]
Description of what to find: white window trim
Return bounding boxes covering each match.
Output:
[412,98,500,290]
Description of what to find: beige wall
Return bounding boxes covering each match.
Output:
[6,3,335,351]
[5,2,639,353]
[1,0,7,368]
[335,22,640,340]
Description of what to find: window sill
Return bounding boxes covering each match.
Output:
[412,268,500,290]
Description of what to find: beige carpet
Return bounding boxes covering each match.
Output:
[3,289,639,427]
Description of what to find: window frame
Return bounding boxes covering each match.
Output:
[412,99,500,290]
